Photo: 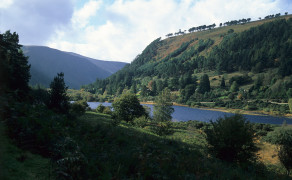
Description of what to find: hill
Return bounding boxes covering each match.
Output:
[22,46,127,89]
[83,14,292,114]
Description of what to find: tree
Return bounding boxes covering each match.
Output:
[204,114,257,163]
[266,127,292,175]
[152,88,174,135]
[140,85,148,97]
[289,99,292,113]
[220,77,226,88]
[47,72,70,114]
[0,31,30,100]
[198,74,210,93]
[279,142,292,175]
[112,93,146,123]
[230,81,239,92]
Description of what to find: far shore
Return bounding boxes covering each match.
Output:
[140,101,292,118]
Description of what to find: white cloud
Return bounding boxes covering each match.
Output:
[72,0,102,28]
[46,0,292,63]
[0,0,13,9]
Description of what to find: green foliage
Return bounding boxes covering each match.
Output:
[95,104,105,113]
[264,127,292,145]
[112,93,146,123]
[53,137,88,180]
[0,122,52,180]
[70,100,89,117]
[0,31,31,101]
[229,74,252,86]
[30,85,49,105]
[265,127,292,175]
[5,103,66,156]
[278,144,292,175]
[289,99,292,113]
[198,74,210,93]
[48,72,70,114]
[152,89,174,135]
[220,76,226,88]
[230,81,239,92]
[205,114,257,163]
[103,106,112,115]
[133,116,149,128]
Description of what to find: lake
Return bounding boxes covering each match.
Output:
[88,102,292,125]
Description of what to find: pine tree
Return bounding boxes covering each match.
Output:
[0,31,30,100]
[198,74,210,93]
[220,77,226,88]
[48,72,70,114]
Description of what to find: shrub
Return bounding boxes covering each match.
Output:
[70,100,89,117]
[133,116,149,128]
[112,93,146,123]
[278,144,292,175]
[103,106,112,115]
[96,104,105,113]
[204,114,257,163]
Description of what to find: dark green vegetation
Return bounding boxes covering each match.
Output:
[112,93,147,124]
[83,15,292,115]
[152,88,174,135]
[23,46,127,89]
[264,126,292,175]
[205,114,257,164]
[2,15,292,179]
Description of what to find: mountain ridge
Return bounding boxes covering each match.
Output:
[23,46,127,89]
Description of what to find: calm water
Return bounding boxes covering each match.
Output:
[88,102,292,125]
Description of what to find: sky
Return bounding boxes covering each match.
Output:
[1,0,292,63]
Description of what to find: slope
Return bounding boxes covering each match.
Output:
[83,14,292,113]
[23,46,127,89]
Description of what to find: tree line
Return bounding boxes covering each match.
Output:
[166,12,289,38]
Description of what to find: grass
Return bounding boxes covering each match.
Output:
[70,111,290,179]
[1,111,291,179]
[0,121,53,180]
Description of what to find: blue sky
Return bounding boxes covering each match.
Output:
[1,0,292,63]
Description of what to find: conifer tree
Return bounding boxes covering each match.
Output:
[0,31,30,100]
[198,74,210,93]
[48,72,70,114]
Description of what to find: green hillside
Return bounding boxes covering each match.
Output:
[83,15,292,115]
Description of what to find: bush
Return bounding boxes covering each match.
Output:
[264,127,292,174]
[103,106,112,115]
[133,116,149,128]
[5,103,66,156]
[96,104,106,113]
[112,93,146,123]
[278,144,292,175]
[204,114,257,163]
[70,100,89,117]
[264,127,292,145]
[151,121,173,136]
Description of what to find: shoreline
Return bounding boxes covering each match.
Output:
[140,101,292,118]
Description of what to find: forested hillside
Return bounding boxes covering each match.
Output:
[23,46,127,89]
[83,15,292,114]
